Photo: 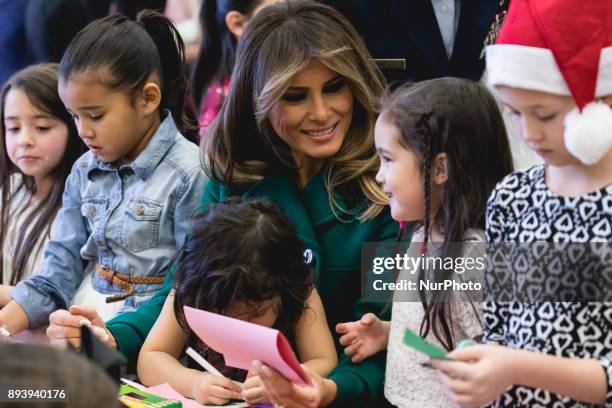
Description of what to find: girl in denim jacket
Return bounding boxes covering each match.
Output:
[0,11,207,334]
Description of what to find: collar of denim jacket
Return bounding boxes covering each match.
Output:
[86,110,178,181]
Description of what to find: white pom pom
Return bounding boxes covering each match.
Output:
[564,101,612,165]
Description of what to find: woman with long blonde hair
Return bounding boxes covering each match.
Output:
[47,2,398,406]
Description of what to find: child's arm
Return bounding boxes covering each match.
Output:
[242,289,338,406]
[432,344,607,408]
[295,288,339,375]
[335,313,390,363]
[0,300,29,335]
[0,166,88,331]
[0,285,13,307]
[138,292,242,405]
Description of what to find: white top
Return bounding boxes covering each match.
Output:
[1,174,55,285]
[431,0,461,58]
[385,227,484,408]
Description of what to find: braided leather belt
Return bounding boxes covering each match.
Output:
[95,263,165,303]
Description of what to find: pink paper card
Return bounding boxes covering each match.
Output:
[184,306,312,386]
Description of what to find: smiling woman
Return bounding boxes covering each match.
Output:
[205,0,387,220]
[195,1,395,406]
[266,60,354,187]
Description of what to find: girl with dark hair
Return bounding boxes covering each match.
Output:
[138,198,337,406]
[0,11,207,334]
[335,78,514,407]
[192,0,280,139]
[0,63,86,306]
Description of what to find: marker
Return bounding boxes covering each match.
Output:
[120,378,147,391]
[79,319,109,342]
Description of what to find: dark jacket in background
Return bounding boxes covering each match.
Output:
[0,0,32,85]
[24,0,166,65]
[323,0,506,84]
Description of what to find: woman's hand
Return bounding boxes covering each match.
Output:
[335,313,389,363]
[191,372,242,406]
[46,305,116,349]
[242,369,270,405]
[431,344,518,408]
[253,360,337,408]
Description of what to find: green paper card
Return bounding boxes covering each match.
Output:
[403,328,452,360]
[118,384,182,408]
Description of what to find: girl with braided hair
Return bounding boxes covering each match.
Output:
[335,77,514,407]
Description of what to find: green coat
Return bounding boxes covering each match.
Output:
[107,167,398,407]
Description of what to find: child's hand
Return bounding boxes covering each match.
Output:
[191,372,242,405]
[242,369,270,405]
[431,344,518,408]
[46,305,116,349]
[335,313,389,362]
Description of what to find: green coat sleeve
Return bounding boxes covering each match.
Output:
[106,181,222,364]
[327,213,400,407]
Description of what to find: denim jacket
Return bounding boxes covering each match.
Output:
[12,113,208,328]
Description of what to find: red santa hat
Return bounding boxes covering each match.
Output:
[486,0,612,165]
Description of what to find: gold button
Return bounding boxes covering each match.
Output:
[136,205,145,216]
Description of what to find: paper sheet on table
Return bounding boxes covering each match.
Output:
[184,306,311,386]
[147,383,248,408]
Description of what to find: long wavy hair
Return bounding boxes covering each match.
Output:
[204,0,387,220]
[0,63,85,285]
[383,78,514,350]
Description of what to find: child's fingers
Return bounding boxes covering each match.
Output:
[338,332,357,346]
[243,375,260,390]
[241,385,265,403]
[210,384,242,401]
[343,340,362,356]
[46,322,82,340]
[207,394,231,406]
[49,309,87,329]
[433,360,473,380]
[360,313,377,326]
[91,326,110,343]
[438,370,472,394]
[69,305,104,326]
[445,377,473,395]
[351,351,366,363]
[335,321,352,334]
[447,345,485,361]
[211,376,242,394]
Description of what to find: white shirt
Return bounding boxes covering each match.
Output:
[384,227,484,408]
[2,174,55,285]
[431,0,461,58]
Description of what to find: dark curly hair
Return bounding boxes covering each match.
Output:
[174,198,314,339]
